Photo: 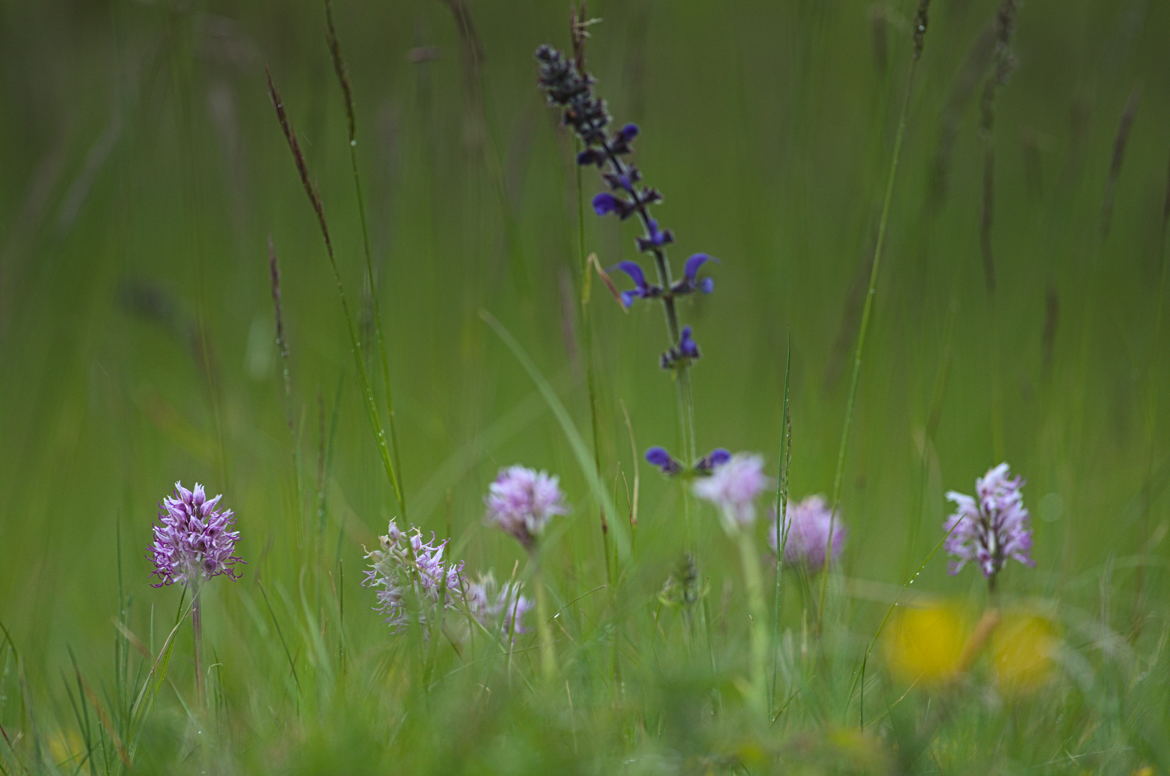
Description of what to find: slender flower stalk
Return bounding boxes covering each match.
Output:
[692,453,772,717]
[148,482,243,708]
[484,465,568,679]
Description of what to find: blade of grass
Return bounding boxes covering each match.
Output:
[480,310,629,561]
[265,68,404,515]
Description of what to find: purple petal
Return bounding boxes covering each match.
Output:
[592,193,620,216]
[706,448,731,467]
[683,253,710,281]
[615,261,647,290]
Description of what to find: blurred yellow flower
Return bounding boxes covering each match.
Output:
[991,611,1059,694]
[883,603,970,685]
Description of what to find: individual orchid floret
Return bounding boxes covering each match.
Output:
[362,520,465,631]
[768,495,845,573]
[660,326,700,369]
[148,482,243,587]
[693,453,772,531]
[486,465,569,550]
[671,254,716,296]
[943,462,1034,584]
[465,573,534,637]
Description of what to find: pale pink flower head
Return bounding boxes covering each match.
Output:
[485,465,568,550]
[768,495,845,573]
[692,453,772,531]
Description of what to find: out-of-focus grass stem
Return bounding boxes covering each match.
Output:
[737,530,768,720]
[770,339,792,711]
[325,0,407,519]
[266,69,404,514]
[820,2,930,626]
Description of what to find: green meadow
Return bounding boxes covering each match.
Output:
[2,0,1168,772]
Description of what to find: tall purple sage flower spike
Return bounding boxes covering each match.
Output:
[535,44,715,373]
[944,462,1034,594]
[147,481,242,709]
[485,465,569,551]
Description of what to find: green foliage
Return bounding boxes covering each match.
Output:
[1,0,1169,772]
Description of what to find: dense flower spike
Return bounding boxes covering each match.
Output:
[944,463,1034,580]
[486,465,569,550]
[768,496,846,572]
[464,573,534,637]
[693,453,772,531]
[536,44,715,373]
[148,482,243,587]
[362,520,465,631]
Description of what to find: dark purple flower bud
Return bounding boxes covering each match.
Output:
[577,149,605,167]
[645,446,684,475]
[694,448,731,474]
[678,326,699,359]
[637,218,674,252]
[610,123,640,154]
[604,167,641,192]
[660,326,701,369]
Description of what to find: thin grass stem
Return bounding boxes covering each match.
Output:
[820,34,926,628]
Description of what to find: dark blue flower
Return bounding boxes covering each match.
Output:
[615,261,663,308]
[645,446,684,475]
[672,253,716,296]
[636,218,674,252]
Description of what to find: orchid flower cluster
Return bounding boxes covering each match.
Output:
[148,482,243,588]
[361,519,534,637]
[944,462,1034,590]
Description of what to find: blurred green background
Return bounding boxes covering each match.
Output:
[2,0,1169,771]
